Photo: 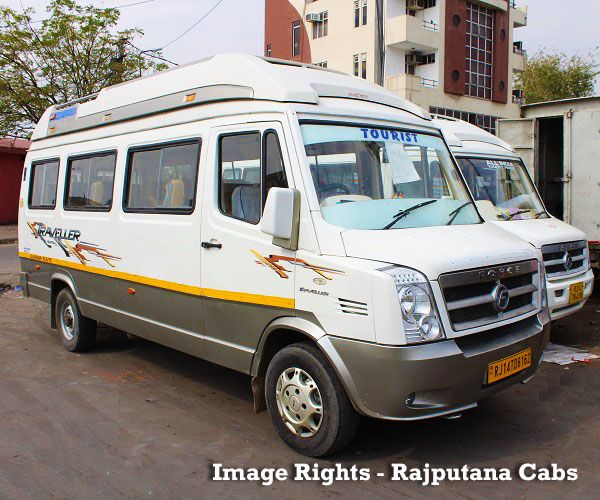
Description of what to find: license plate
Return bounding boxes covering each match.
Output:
[568,282,584,304]
[487,348,532,384]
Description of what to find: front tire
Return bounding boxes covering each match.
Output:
[265,342,359,457]
[55,288,97,352]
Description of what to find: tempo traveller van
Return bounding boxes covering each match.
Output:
[19,55,550,456]
[434,116,594,320]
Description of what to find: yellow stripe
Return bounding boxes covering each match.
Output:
[19,252,295,309]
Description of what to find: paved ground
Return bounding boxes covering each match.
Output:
[0,244,598,498]
[0,225,17,245]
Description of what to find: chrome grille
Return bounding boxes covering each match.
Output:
[337,298,368,316]
[439,260,539,331]
[542,240,588,278]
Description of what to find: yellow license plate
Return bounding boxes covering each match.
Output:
[568,282,584,304]
[487,348,532,384]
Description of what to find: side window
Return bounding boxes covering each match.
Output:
[219,133,261,224]
[219,130,289,224]
[125,141,200,213]
[264,130,288,198]
[65,152,116,210]
[29,160,60,209]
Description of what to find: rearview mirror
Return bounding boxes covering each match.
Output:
[261,188,300,250]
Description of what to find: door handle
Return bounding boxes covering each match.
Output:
[201,241,222,250]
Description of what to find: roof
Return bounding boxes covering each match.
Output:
[32,54,430,141]
[522,95,600,109]
[432,116,515,155]
[0,137,31,154]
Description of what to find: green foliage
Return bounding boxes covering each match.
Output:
[0,0,167,137]
[515,50,599,104]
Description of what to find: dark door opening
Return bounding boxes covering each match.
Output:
[537,117,564,220]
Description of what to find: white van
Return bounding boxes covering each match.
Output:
[19,55,549,456]
[434,116,594,320]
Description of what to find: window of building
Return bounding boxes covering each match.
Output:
[312,11,328,38]
[125,141,200,213]
[29,159,59,209]
[292,20,301,57]
[361,52,367,79]
[219,131,288,225]
[355,1,367,27]
[430,107,499,135]
[353,54,359,77]
[65,152,116,210]
[465,2,494,99]
[265,44,272,57]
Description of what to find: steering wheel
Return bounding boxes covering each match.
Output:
[317,183,351,197]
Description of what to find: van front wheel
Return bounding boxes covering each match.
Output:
[265,342,359,457]
[55,288,96,352]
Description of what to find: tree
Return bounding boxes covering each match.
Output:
[515,50,599,105]
[0,0,167,137]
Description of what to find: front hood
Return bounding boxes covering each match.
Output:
[342,222,538,280]
[489,218,587,248]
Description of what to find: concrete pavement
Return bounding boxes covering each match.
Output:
[0,224,17,245]
[0,247,598,497]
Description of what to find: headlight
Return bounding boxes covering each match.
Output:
[381,266,445,344]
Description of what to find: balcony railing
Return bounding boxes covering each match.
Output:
[421,77,438,89]
[422,20,439,32]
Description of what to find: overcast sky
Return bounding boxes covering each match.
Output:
[4,0,599,89]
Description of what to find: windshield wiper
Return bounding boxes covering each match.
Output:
[382,200,438,230]
[534,209,549,219]
[447,201,474,225]
[504,209,531,220]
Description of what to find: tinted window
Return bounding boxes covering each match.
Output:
[220,133,261,224]
[29,160,59,209]
[125,142,200,212]
[65,153,116,210]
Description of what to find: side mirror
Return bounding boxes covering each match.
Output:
[261,188,300,250]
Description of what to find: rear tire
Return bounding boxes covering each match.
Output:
[55,288,96,352]
[265,341,359,457]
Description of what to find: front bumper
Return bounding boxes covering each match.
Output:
[547,269,594,320]
[319,316,550,421]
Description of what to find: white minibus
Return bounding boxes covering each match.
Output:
[19,55,549,456]
[434,116,594,320]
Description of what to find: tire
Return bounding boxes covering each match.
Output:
[265,341,359,457]
[55,288,97,352]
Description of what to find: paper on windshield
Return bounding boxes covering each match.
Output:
[386,143,421,184]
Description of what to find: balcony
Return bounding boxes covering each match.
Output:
[386,15,441,52]
[511,4,528,28]
[511,44,527,72]
[385,74,438,106]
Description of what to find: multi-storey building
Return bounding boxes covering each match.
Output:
[264,0,528,133]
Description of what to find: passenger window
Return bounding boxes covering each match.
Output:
[125,141,200,213]
[29,160,60,209]
[219,133,261,224]
[264,131,288,198]
[65,152,116,210]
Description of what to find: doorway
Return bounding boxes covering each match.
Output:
[537,117,564,220]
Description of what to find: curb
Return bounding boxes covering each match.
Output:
[0,239,17,245]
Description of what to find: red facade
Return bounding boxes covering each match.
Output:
[264,0,312,63]
[0,138,30,225]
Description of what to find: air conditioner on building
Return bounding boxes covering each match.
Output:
[406,54,426,66]
[305,13,320,23]
[407,0,426,11]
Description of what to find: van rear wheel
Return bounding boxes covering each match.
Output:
[55,288,96,352]
[265,342,359,457]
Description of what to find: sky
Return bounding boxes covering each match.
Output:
[3,0,599,88]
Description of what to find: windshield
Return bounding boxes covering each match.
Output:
[456,157,548,221]
[300,124,480,230]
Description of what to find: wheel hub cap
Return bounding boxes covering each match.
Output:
[61,304,75,340]
[275,367,323,438]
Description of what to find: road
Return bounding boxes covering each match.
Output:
[0,244,19,279]
[0,244,598,497]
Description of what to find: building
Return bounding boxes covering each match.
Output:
[0,138,30,225]
[264,0,528,134]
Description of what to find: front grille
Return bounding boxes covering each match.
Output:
[439,260,539,331]
[454,316,538,351]
[542,240,588,278]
